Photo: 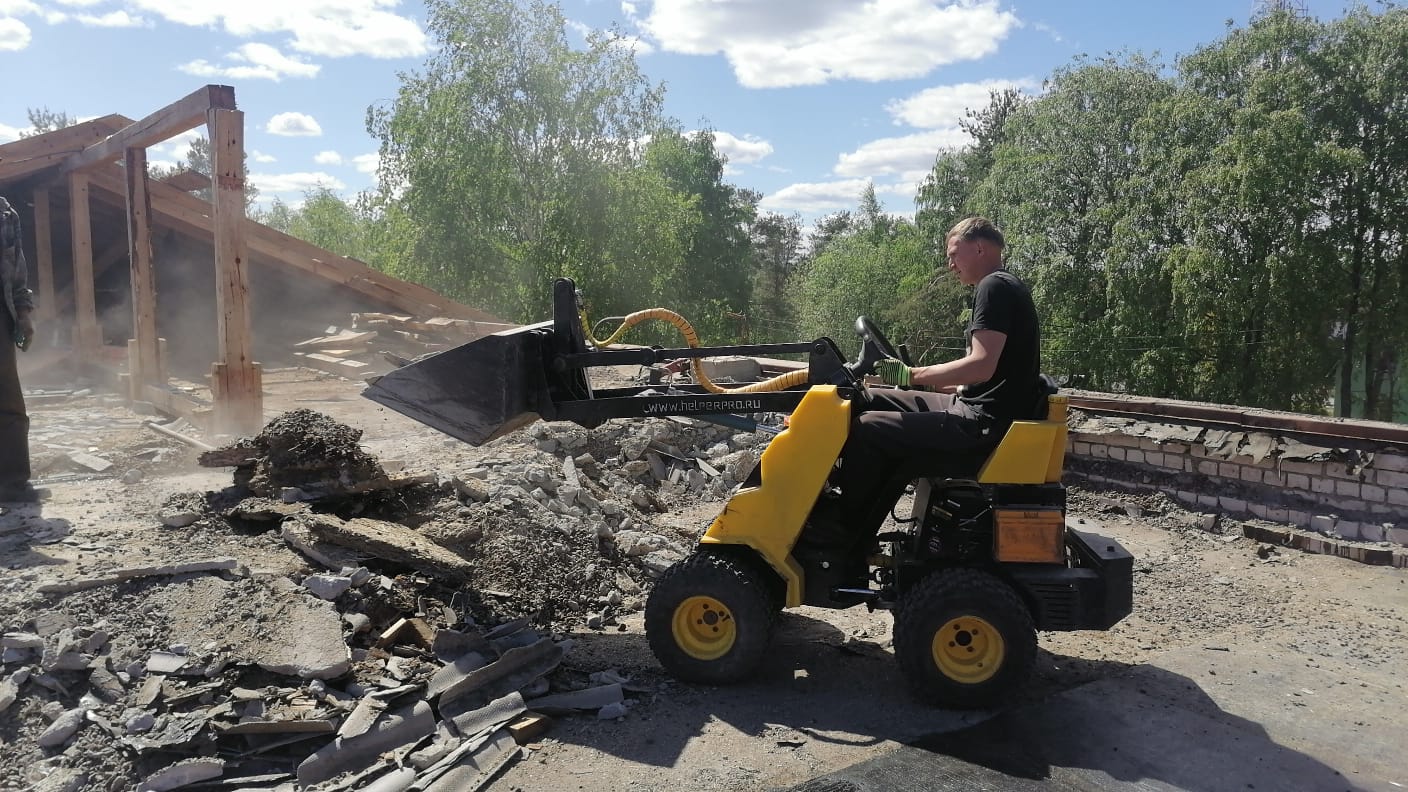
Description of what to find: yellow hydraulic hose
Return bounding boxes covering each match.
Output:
[580,306,809,395]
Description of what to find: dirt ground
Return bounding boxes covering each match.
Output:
[3,366,1406,791]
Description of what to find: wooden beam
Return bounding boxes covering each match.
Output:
[125,146,161,394]
[59,86,236,176]
[0,115,128,183]
[31,187,54,322]
[207,108,261,435]
[67,172,102,358]
[84,166,491,321]
[159,169,212,192]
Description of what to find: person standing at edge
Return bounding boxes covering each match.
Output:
[0,194,39,503]
[817,216,1042,546]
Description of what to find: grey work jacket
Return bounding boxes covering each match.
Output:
[0,196,33,325]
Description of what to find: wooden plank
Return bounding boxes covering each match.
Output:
[0,115,128,183]
[294,352,372,379]
[292,330,378,349]
[159,169,211,192]
[125,146,161,391]
[31,186,54,322]
[208,108,261,435]
[67,171,102,358]
[141,382,213,431]
[59,86,236,176]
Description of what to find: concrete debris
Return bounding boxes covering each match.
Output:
[36,557,241,594]
[315,514,477,579]
[1,407,765,790]
[36,706,87,747]
[136,758,224,791]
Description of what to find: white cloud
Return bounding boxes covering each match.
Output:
[249,170,346,194]
[53,0,105,6]
[313,150,342,165]
[760,178,873,215]
[886,78,1036,129]
[0,122,22,142]
[250,150,277,163]
[352,152,380,175]
[760,178,914,216]
[635,0,1018,88]
[180,42,320,81]
[266,112,322,137]
[706,130,773,165]
[0,1,39,13]
[128,0,429,59]
[76,10,146,27]
[834,127,969,179]
[0,17,31,50]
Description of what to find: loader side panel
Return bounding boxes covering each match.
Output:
[700,385,851,607]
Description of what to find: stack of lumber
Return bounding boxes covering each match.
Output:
[289,313,517,380]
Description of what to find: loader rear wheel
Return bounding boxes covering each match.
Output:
[893,567,1036,708]
[646,550,773,684]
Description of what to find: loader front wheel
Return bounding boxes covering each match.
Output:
[646,550,773,684]
[893,568,1036,708]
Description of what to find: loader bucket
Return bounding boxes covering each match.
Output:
[362,320,561,446]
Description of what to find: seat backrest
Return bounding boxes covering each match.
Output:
[1029,373,1059,420]
[976,376,1068,485]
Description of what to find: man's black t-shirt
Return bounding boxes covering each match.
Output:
[958,269,1041,422]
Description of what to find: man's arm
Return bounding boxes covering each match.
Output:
[906,329,1007,391]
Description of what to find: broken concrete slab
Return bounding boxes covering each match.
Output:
[281,515,365,571]
[37,557,241,593]
[0,667,30,713]
[67,451,113,472]
[135,758,224,791]
[36,707,87,747]
[162,576,351,680]
[303,514,474,580]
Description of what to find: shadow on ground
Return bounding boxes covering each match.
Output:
[548,612,1364,792]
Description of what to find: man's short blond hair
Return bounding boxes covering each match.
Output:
[947,217,1005,249]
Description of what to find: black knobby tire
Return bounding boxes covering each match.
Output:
[892,567,1037,708]
[645,550,775,685]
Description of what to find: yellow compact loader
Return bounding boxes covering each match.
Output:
[364,278,1132,708]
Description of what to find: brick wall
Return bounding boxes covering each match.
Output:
[1066,411,1408,550]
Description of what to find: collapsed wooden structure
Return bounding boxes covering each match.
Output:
[0,85,492,434]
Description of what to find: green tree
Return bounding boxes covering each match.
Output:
[795,188,938,358]
[368,0,669,322]
[974,55,1173,387]
[22,107,75,136]
[748,211,803,342]
[640,128,759,341]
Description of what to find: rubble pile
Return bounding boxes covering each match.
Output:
[200,409,390,498]
[0,586,641,791]
[1,407,773,790]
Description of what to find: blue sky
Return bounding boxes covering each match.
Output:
[0,0,1368,226]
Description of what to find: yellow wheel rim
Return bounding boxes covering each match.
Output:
[671,596,737,660]
[932,616,1004,684]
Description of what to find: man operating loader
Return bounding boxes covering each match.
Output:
[822,216,1043,541]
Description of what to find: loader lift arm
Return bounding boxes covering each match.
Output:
[363,278,855,446]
